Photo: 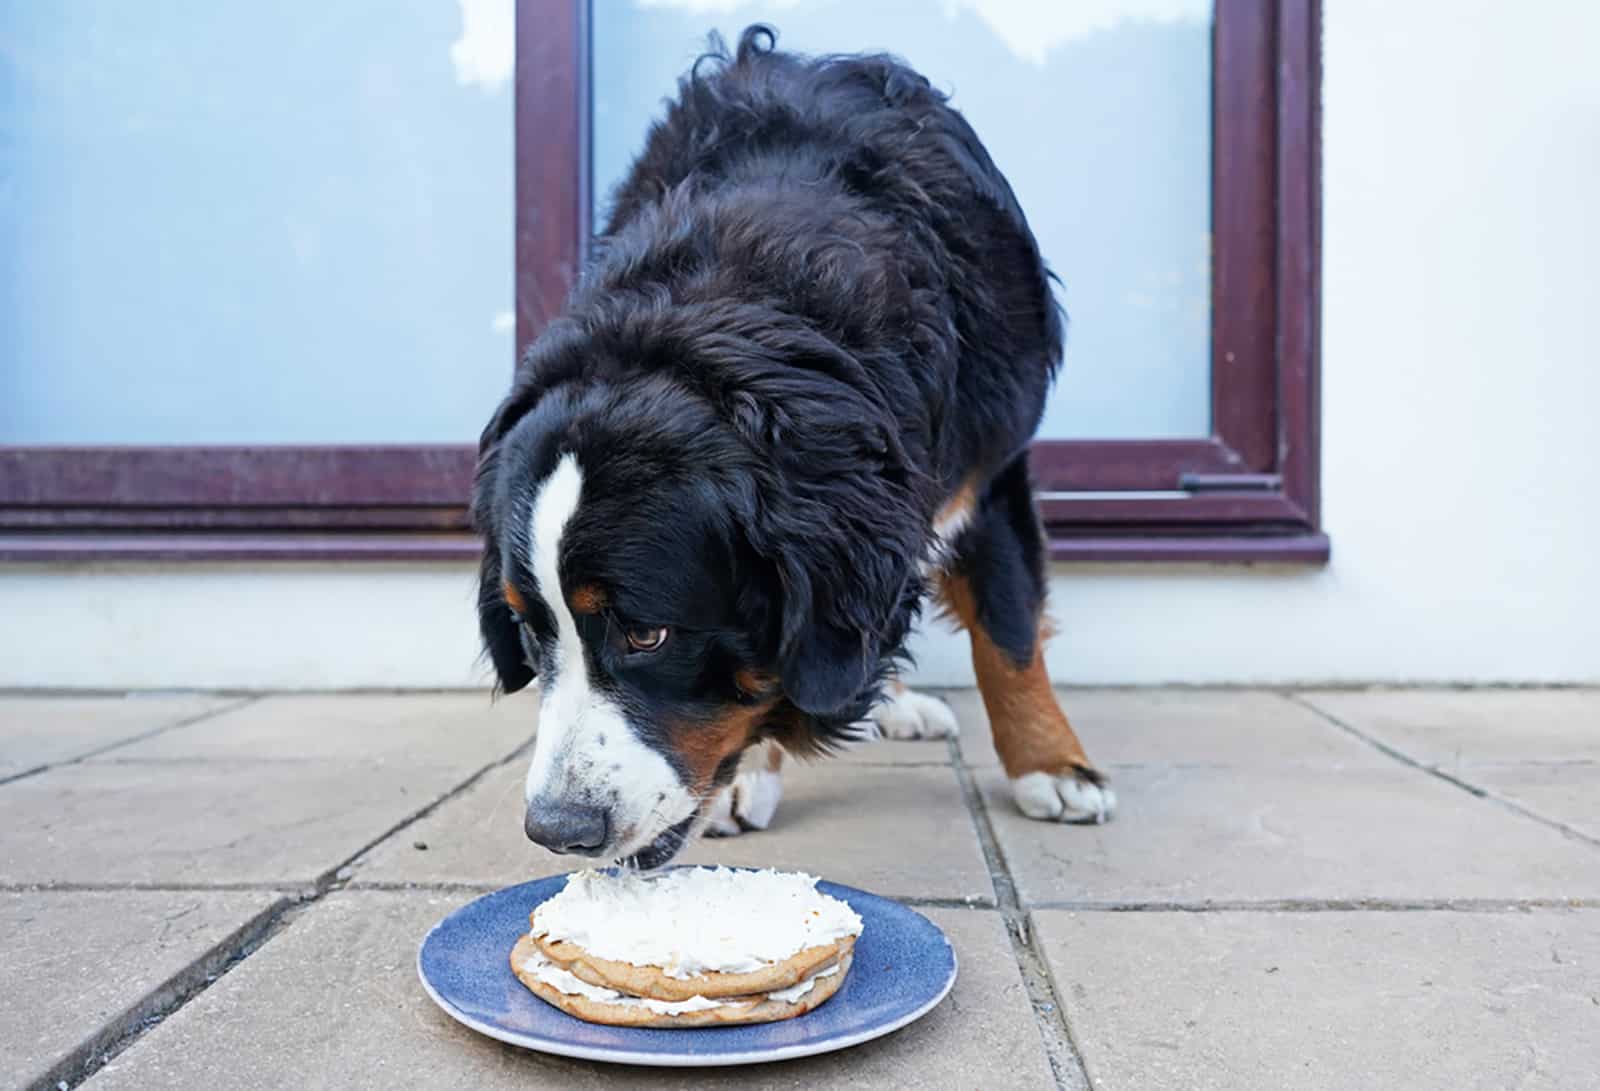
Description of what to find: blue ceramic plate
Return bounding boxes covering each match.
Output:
[418,872,957,1067]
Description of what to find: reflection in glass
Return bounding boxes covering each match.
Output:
[594,0,1213,439]
[1,2,513,444]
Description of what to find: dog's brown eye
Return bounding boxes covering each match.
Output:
[625,625,670,653]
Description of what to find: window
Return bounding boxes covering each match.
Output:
[543,0,1324,563]
[0,2,510,559]
[1,0,1321,562]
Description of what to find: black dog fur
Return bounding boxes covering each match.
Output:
[474,26,1063,765]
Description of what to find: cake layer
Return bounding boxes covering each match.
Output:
[529,867,863,979]
[510,934,853,1028]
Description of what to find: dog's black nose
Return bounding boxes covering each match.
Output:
[524,799,609,856]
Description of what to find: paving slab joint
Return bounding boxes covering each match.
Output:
[947,735,1094,1091]
[1028,897,1600,913]
[38,728,540,1090]
[1284,693,1600,852]
[30,893,296,1091]
[0,696,260,789]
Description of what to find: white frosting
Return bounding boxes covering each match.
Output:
[765,961,841,1003]
[530,866,863,979]
[522,949,726,1014]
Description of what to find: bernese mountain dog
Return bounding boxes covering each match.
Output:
[473,27,1114,869]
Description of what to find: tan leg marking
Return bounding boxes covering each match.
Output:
[937,573,1094,778]
[932,480,978,541]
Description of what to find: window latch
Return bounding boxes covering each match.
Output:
[1179,472,1282,493]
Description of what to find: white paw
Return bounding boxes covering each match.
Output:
[1011,769,1117,824]
[866,688,958,740]
[703,768,783,837]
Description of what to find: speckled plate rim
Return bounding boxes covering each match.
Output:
[417,874,958,1067]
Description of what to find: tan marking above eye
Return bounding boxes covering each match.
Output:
[569,584,608,615]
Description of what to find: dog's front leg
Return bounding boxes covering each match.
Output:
[703,739,785,836]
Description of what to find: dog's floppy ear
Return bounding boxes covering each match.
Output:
[476,548,535,695]
[771,558,899,717]
[471,401,536,696]
[730,373,926,720]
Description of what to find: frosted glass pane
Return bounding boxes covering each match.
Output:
[593,0,1212,439]
[0,2,514,444]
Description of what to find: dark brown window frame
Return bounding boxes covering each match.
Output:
[0,0,1321,564]
[1035,0,1324,561]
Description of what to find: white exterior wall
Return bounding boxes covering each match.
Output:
[2,0,1597,690]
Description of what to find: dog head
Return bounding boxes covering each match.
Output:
[473,309,926,867]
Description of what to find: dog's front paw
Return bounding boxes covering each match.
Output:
[703,767,783,837]
[866,687,958,740]
[1011,766,1116,824]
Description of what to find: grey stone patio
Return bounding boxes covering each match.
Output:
[2,689,1596,1090]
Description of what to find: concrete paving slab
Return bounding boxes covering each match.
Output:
[0,759,503,887]
[1,890,282,1089]
[1297,689,1600,765]
[1469,762,1600,841]
[349,758,566,888]
[111,693,534,764]
[980,764,1600,906]
[954,689,1379,769]
[353,758,994,904]
[107,688,931,768]
[91,893,1051,1091]
[831,733,953,766]
[0,694,237,776]
[1034,908,1600,1091]
[674,763,994,903]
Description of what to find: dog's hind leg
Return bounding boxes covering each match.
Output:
[937,454,1115,824]
[703,739,785,836]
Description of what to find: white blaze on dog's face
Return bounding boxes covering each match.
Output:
[519,454,699,862]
